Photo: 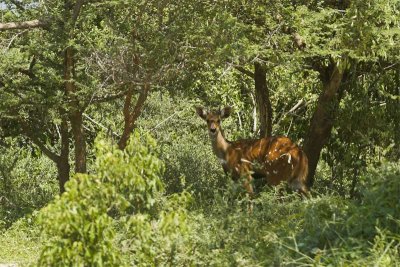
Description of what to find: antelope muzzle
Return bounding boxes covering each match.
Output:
[209,123,217,134]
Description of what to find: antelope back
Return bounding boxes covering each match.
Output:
[225,136,309,194]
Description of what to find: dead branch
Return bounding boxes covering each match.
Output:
[0,19,48,31]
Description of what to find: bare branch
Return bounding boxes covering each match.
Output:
[83,113,120,137]
[288,99,306,113]
[274,99,307,127]
[0,19,48,31]
[6,30,28,49]
[91,91,127,103]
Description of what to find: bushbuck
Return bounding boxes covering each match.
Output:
[196,106,310,196]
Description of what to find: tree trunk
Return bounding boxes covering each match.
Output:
[57,160,70,194]
[64,47,86,173]
[303,63,346,187]
[254,62,272,137]
[69,111,86,173]
[118,83,150,150]
[57,118,70,193]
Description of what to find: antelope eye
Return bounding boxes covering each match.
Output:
[217,120,221,123]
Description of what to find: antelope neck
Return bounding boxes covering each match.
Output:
[210,129,230,160]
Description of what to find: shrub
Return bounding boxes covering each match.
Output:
[180,163,400,266]
[0,138,58,229]
[37,132,190,266]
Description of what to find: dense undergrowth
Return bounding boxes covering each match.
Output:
[0,130,399,266]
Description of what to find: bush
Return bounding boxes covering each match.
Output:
[161,132,227,205]
[0,138,58,229]
[179,162,400,266]
[37,132,191,266]
[351,162,400,237]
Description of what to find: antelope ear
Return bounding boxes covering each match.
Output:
[220,106,232,119]
[196,106,207,120]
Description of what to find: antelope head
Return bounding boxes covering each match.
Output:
[196,106,232,137]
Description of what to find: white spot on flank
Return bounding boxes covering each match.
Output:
[266,171,270,175]
[279,153,292,164]
[273,170,278,174]
[240,158,252,164]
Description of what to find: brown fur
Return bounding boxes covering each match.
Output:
[196,106,310,196]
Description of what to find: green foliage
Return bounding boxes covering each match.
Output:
[348,163,400,237]
[181,163,400,266]
[37,132,190,266]
[119,192,192,266]
[131,92,238,204]
[344,0,400,60]
[3,161,398,266]
[1,0,400,266]
[0,215,42,266]
[0,138,58,229]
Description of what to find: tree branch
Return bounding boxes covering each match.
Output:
[93,91,127,103]
[20,122,60,163]
[0,20,48,31]
[83,90,128,109]
[19,56,36,79]
[234,65,254,78]
[72,0,85,26]
[118,83,150,149]
[28,134,60,163]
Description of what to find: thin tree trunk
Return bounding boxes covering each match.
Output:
[57,118,70,193]
[61,1,86,173]
[118,83,150,150]
[303,63,346,188]
[64,47,86,173]
[69,111,86,173]
[254,62,272,137]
